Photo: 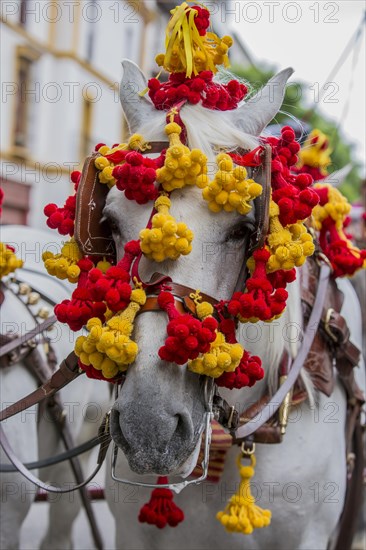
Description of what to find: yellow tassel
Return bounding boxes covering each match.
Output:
[198,153,262,214]
[0,242,23,279]
[266,201,315,271]
[42,238,81,283]
[139,195,194,262]
[74,287,146,379]
[217,453,271,534]
[156,122,207,192]
[156,3,233,77]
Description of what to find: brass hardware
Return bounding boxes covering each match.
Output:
[324,308,338,343]
[241,441,255,456]
[227,406,236,430]
[279,375,292,435]
[37,307,50,319]
[27,292,40,305]
[315,252,333,272]
[18,283,31,295]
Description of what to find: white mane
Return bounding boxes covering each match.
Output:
[136,103,258,163]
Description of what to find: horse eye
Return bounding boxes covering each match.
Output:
[109,220,120,234]
[226,225,248,242]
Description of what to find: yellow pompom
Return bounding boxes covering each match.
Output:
[157,123,207,191]
[266,201,315,272]
[158,4,233,76]
[0,242,23,279]
[43,239,81,283]
[196,301,213,319]
[139,196,194,262]
[188,332,243,378]
[200,154,262,215]
[74,293,146,377]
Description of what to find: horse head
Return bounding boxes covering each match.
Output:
[107,60,293,476]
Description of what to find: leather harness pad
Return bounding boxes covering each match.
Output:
[74,153,116,259]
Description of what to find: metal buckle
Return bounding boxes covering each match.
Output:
[324,308,339,343]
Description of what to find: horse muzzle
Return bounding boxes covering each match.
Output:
[110,400,201,475]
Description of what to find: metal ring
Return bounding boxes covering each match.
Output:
[241,441,256,456]
[324,308,339,343]
[316,252,333,272]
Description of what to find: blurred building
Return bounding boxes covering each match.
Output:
[0,0,250,229]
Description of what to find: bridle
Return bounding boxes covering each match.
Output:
[0,139,331,492]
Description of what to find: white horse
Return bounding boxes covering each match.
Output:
[101,61,365,550]
[0,225,110,550]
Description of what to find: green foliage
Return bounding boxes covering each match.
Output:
[231,65,361,202]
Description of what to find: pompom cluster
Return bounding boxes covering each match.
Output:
[42,239,82,283]
[266,201,315,272]
[138,477,184,529]
[157,122,207,192]
[54,258,107,331]
[227,248,289,323]
[267,126,319,226]
[148,71,247,111]
[0,242,23,278]
[44,171,81,236]
[140,196,193,262]
[197,153,262,214]
[157,291,217,364]
[312,184,366,277]
[296,129,331,181]
[112,151,161,204]
[74,288,146,379]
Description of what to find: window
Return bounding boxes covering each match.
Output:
[86,0,97,62]
[80,97,93,159]
[13,46,40,153]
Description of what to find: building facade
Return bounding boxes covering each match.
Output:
[1,0,246,229]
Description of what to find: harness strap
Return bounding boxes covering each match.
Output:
[0,315,57,364]
[0,435,101,472]
[233,262,332,441]
[0,352,81,422]
[0,412,111,494]
[22,346,104,550]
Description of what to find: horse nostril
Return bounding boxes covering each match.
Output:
[174,412,194,441]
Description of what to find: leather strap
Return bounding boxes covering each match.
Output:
[0,352,81,422]
[0,435,101,472]
[234,262,331,441]
[0,413,111,494]
[0,315,57,362]
[334,402,365,550]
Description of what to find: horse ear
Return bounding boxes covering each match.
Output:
[227,68,294,136]
[120,60,156,133]
[319,164,352,188]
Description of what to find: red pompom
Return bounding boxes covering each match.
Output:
[138,477,184,529]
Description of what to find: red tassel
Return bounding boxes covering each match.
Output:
[266,127,319,226]
[158,291,217,364]
[227,248,289,322]
[138,477,184,529]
